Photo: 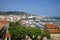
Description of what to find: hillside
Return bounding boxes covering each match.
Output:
[0,11,31,15]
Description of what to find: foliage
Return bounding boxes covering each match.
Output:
[41,32,50,39]
[9,24,26,40]
[9,22,50,40]
[26,27,41,39]
[0,11,31,15]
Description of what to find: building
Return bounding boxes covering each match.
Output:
[44,22,60,40]
[0,19,10,40]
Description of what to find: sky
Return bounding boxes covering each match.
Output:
[0,0,60,16]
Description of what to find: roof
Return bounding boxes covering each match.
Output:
[45,22,59,29]
[45,22,60,34]
[49,30,60,34]
[0,19,9,30]
[0,23,4,30]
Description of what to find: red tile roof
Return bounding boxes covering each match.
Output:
[0,19,9,30]
[45,22,60,34]
[45,22,58,29]
[0,23,4,30]
[49,30,60,33]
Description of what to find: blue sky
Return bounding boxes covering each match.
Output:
[0,0,60,16]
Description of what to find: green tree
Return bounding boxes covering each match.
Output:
[9,22,50,40]
[9,26,26,40]
[26,27,41,39]
[41,32,50,39]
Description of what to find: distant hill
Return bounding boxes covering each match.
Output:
[0,11,32,15]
